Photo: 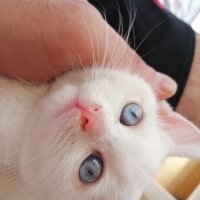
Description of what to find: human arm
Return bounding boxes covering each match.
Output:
[0,0,176,100]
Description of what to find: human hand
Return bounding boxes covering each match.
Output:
[0,0,176,99]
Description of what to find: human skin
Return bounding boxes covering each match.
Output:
[0,0,176,100]
[177,34,200,127]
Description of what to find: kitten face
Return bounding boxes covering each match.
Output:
[20,68,170,200]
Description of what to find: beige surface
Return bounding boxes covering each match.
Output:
[157,157,200,199]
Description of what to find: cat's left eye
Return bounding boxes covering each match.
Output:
[79,154,103,183]
[120,103,143,126]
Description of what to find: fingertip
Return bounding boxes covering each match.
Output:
[156,72,177,100]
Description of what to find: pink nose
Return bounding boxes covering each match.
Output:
[61,99,104,135]
[79,105,103,134]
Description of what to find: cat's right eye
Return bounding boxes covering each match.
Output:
[120,103,143,126]
[79,154,103,183]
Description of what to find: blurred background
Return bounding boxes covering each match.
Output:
[160,0,200,33]
[156,1,200,200]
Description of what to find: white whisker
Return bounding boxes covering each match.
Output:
[135,17,170,52]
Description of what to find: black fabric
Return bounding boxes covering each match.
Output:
[88,0,195,107]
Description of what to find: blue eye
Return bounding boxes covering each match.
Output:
[120,103,143,126]
[79,155,103,183]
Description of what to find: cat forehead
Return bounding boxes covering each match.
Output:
[51,67,157,110]
[75,68,155,103]
[64,68,154,94]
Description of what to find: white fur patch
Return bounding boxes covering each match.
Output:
[0,68,170,200]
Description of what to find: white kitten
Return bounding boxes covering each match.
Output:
[0,68,199,200]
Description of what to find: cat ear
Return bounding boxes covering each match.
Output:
[159,102,200,159]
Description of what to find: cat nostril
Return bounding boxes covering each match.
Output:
[92,105,102,112]
[82,117,89,130]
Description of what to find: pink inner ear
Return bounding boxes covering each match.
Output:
[159,102,200,159]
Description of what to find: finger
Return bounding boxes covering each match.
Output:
[154,72,177,100]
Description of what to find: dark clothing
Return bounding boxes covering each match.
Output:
[88,0,195,107]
